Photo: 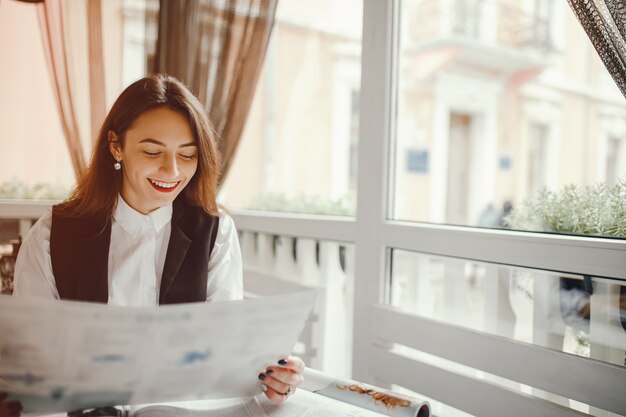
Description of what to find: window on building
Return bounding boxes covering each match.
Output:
[348,89,360,195]
[527,122,549,198]
[606,136,625,188]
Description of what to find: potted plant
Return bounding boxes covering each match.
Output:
[504,180,626,237]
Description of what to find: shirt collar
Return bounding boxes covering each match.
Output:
[113,195,173,236]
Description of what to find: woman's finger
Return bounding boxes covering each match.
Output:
[263,386,286,405]
[257,356,305,405]
[263,367,304,386]
[276,356,305,374]
[259,372,291,395]
[262,383,294,405]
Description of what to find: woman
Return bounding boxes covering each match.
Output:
[3,74,303,416]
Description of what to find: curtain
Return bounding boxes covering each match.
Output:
[568,0,626,98]
[87,0,106,145]
[36,0,87,177]
[151,0,278,185]
[36,0,108,179]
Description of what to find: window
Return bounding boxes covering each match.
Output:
[389,250,626,360]
[345,1,626,415]
[220,0,363,216]
[348,90,360,195]
[392,0,626,238]
[0,0,149,201]
[526,122,549,198]
[0,1,74,200]
[606,136,625,188]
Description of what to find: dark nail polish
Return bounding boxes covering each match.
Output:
[258,373,266,380]
[278,359,288,365]
[266,369,274,375]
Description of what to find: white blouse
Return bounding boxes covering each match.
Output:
[13,196,243,305]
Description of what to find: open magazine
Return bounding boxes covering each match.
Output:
[128,371,431,417]
[129,397,267,417]
[80,369,431,417]
[26,373,430,417]
[294,368,430,417]
[261,389,430,417]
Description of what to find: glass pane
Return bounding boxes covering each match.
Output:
[239,230,355,378]
[390,249,626,415]
[0,1,74,200]
[0,0,148,201]
[220,0,362,216]
[390,249,626,366]
[392,0,626,239]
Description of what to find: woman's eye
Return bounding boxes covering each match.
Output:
[179,154,197,161]
[143,151,160,157]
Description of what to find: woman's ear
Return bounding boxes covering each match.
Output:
[108,130,121,161]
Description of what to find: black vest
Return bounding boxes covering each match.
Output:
[50,198,220,304]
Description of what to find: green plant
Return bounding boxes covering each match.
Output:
[504,179,626,237]
[0,178,70,200]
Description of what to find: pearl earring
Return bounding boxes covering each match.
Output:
[114,161,121,170]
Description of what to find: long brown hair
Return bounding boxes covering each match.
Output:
[54,74,221,219]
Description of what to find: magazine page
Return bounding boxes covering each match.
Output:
[130,397,268,417]
[300,368,430,417]
[0,291,316,414]
[260,390,390,417]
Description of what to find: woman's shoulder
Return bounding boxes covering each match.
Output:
[26,209,53,240]
[36,208,53,223]
[217,208,237,237]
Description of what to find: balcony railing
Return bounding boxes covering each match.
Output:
[238,229,355,379]
[409,0,553,54]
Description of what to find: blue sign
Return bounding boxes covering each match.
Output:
[499,155,512,170]
[407,149,429,173]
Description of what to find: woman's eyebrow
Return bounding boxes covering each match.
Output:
[139,138,197,147]
[179,142,197,148]
[138,138,165,146]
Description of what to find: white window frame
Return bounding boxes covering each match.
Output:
[353,0,626,416]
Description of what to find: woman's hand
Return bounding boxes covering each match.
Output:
[258,356,305,405]
[0,392,22,417]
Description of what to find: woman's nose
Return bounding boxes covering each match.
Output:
[161,154,179,177]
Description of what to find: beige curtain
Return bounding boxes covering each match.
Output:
[87,0,106,144]
[151,0,278,185]
[36,0,108,179]
[36,0,86,177]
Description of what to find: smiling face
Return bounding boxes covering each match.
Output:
[109,106,198,214]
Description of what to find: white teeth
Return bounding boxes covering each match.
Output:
[149,179,178,189]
